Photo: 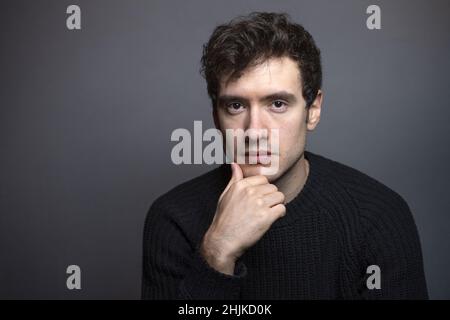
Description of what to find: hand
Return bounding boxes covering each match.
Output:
[200,163,286,275]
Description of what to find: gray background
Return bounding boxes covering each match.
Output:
[1,0,449,299]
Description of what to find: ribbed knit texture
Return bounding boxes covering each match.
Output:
[142,150,428,299]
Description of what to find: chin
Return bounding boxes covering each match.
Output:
[240,163,285,182]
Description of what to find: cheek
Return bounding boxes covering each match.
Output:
[280,119,303,151]
[278,119,305,157]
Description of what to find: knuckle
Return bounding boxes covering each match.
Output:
[255,197,265,207]
[246,187,255,196]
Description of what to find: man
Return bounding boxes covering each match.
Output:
[142,12,428,299]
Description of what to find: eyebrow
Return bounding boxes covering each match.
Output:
[217,91,298,106]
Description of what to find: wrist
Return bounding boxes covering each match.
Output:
[200,233,236,275]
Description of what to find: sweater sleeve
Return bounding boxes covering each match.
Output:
[141,199,247,300]
[357,193,428,299]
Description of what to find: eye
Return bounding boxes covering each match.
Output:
[271,100,287,112]
[226,102,245,114]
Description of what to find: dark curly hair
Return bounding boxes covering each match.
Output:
[200,12,322,110]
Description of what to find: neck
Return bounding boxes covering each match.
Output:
[274,153,310,204]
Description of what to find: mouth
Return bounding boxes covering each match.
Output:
[242,151,274,165]
[245,151,272,157]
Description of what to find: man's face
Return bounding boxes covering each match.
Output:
[214,56,321,181]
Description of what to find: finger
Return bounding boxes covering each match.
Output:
[262,191,285,207]
[251,184,278,196]
[221,162,244,197]
[230,162,243,182]
[269,203,286,218]
[241,175,269,187]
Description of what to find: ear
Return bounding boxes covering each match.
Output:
[306,90,323,131]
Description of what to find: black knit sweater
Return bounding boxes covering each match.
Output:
[142,150,428,299]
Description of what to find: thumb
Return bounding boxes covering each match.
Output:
[230,162,243,183]
[220,162,243,199]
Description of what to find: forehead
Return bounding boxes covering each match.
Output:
[219,56,302,97]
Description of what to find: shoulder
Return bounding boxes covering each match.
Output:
[309,151,410,207]
[308,152,425,274]
[313,151,417,246]
[307,151,414,227]
[144,165,229,237]
[151,165,227,212]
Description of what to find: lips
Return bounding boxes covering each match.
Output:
[241,151,274,165]
[245,151,272,156]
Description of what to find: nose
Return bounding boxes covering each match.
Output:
[245,106,269,143]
